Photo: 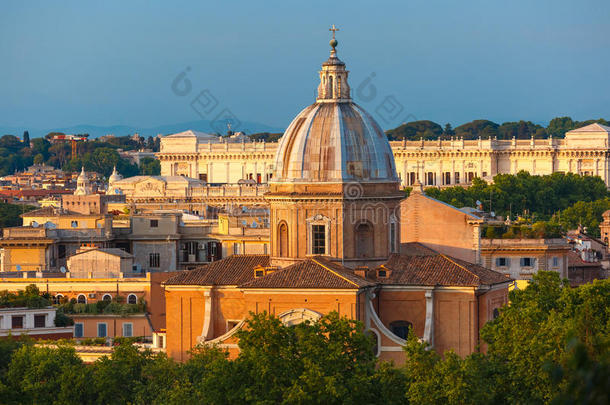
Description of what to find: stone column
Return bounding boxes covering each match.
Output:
[423,290,434,347]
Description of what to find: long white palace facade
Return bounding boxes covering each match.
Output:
[109,123,610,209]
[157,124,610,188]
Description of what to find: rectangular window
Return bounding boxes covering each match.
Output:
[495,257,509,267]
[233,243,240,255]
[390,223,397,253]
[122,323,133,337]
[97,323,107,338]
[520,257,535,267]
[74,323,84,338]
[552,257,559,267]
[11,316,24,329]
[444,172,451,185]
[58,244,66,259]
[34,314,46,328]
[150,219,158,228]
[149,253,160,268]
[482,171,488,178]
[312,224,326,255]
[454,172,460,184]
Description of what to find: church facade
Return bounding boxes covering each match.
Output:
[163,34,511,363]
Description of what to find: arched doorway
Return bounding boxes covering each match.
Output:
[355,222,373,258]
[279,222,289,257]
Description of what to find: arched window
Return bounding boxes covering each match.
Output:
[54,294,64,305]
[390,320,412,340]
[328,76,333,98]
[355,222,373,258]
[102,294,112,302]
[77,294,87,304]
[279,222,289,257]
[127,294,137,305]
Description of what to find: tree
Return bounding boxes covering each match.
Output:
[22,131,30,145]
[3,344,92,405]
[91,343,154,404]
[0,202,35,228]
[233,311,379,404]
[558,198,610,237]
[481,272,610,403]
[425,172,609,223]
[547,117,576,138]
[386,120,443,141]
[33,154,44,165]
[139,157,161,175]
[443,123,454,136]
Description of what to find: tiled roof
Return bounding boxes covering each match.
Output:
[71,248,133,259]
[163,255,270,286]
[567,251,602,268]
[382,243,510,287]
[240,257,373,289]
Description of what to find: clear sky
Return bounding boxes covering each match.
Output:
[1,0,609,132]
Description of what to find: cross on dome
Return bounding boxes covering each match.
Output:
[329,24,339,50]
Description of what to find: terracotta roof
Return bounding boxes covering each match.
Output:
[240,257,373,289]
[382,243,510,287]
[567,251,602,268]
[70,248,133,259]
[163,255,270,286]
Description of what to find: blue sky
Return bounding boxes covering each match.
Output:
[1,0,609,132]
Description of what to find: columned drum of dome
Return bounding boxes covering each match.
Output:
[266,29,404,268]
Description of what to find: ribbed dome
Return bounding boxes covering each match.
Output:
[273,102,398,182]
[272,34,398,184]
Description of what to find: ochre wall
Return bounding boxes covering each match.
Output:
[165,286,360,361]
[400,191,480,263]
[433,290,477,357]
[71,315,151,338]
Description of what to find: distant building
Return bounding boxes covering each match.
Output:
[157,123,610,188]
[0,306,73,339]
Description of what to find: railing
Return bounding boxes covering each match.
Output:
[480,238,568,247]
[2,227,50,239]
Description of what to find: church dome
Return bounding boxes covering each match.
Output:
[74,166,92,195]
[272,33,398,183]
[108,166,122,183]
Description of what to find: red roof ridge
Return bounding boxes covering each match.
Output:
[310,257,360,288]
[438,252,480,281]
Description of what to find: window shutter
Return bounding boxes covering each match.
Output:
[520,258,525,266]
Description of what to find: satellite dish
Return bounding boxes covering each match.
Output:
[491,211,495,217]
[251,220,258,228]
[15,264,21,271]
[475,200,482,206]
[31,221,39,228]
[71,221,78,228]
[60,266,67,274]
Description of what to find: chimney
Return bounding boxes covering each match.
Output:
[354,266,368,279]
